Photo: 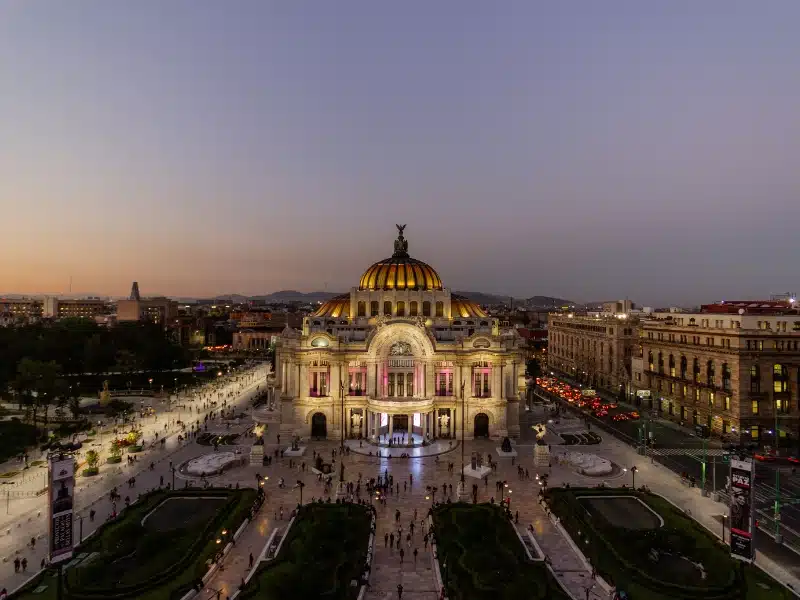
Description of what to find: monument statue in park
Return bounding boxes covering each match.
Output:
[99,381,111,406]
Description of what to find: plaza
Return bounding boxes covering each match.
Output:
[2,372,799,600]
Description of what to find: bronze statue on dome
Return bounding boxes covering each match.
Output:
[394,224,409,256]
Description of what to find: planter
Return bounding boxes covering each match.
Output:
[128,445,143,453]
[107,456,123,464]
[83,467,99,477]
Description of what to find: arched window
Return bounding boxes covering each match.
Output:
[680,356,687,379]
[422,301,431,317]
[370,301,379,317]
[435,301,444,317]
[693,358,700,382]
[480,320,489,327]
[669,354,675,377]
[648,351,654,371]
[383,301,392,316]
[396,301,405,317]
[357,301,366,317]
[706,360,715,386]
[409,301,418,316]
[657,352,664,374]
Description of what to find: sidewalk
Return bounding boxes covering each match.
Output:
[0,367,266,595]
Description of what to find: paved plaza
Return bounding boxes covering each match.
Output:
[3,394,800,600]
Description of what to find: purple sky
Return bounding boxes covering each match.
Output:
[2,1,799,305]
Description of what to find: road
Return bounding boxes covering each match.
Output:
[533,374,800,563]
[0,363,269,594]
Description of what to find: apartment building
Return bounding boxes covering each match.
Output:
[548,313,638,395]
[117,297,179,326]
[43,297,109,319]
[0,298,42,320]
[631,302,800,447]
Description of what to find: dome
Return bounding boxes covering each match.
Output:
[312,294,350,318]
[358,226,443,291]
[451,294,488,318]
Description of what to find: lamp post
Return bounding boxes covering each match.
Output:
[296,480,305,505]
[721,514,727,543]
[460,380,465,485]
[340,380,345,452]
[630,465,638,490]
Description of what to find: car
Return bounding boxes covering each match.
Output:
[612,414,629,422]
[754,452,777,462]
[628,411,640,420]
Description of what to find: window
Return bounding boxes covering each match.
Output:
[750,364,761,392]
[708,391,715,407]
[407,375,413,397]
[750,425,760,440]
[370,301,379,316]
[396,374,404,397]
[357,301,366,317]
[694,388,700,402]
[396,301,405,317]
[669,355,675,377]
[680,356,687,379]
[658,352,664,374]
[773,364,788,393]
[706,360,715,386]
[422,301,431,317]
[752,400,759,415]
[383,301,392,316]
[682,384,688,397]
[648,351,654,371]
[776,399,789,414]
[388,373,395,397]
[722,363,731,391]
[435,301,444,317]
[693,358,700,382]
[724,396,730,411]
[410,301,418,316]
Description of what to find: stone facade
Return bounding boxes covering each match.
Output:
[273,228,525,441]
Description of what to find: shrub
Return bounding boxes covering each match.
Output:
[85,450,100,469]
[83,467,99,477]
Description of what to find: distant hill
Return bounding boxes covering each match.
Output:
[252,290,342,303]
[525,296,574,308]
[453,291,514,305]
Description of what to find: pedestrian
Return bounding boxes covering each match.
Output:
[399,548,404,564]
[413,547,418,563]
[390,533,395,548]
[21,558,27,572]
[385,533,389,547]
[397,583,404,599]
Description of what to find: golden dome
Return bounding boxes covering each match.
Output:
[312,294,350,318]
[451,294,488,318]
[358,226,443,291]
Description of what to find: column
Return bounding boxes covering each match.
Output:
[299,363,309,399]
[408,413,414,436]
[422,411,428,439]
[388,414,394,437]
[452,408,457,439]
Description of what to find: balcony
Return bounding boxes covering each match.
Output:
[348,390,367,397]
[308,390,329,398]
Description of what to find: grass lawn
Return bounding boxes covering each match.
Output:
[240,502,372,600]
[431,503,571,600]
[11,488,258,600]
[545,487,796,600]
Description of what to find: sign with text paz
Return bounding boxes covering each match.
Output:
[636,390,651,398]
[48,455,75,564]
[582,389,596,397]
[729,458,756,563]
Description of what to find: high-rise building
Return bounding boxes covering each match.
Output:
[130,281,141,301]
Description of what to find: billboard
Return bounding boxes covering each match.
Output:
[48,455,75,564]
[729,458,755,562]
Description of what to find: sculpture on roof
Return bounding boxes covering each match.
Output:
[393,224,409,256]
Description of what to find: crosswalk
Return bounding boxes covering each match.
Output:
[651,448,728,457]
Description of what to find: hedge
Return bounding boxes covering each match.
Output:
[544,487,794,600]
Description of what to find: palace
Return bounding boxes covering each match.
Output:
[274,226,525,442]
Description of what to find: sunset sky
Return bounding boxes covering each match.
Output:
[2,1,799,304]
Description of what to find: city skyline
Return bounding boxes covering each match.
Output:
[2,2,800,304]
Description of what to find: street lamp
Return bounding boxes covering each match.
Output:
[460,380,465,485]
[340,380,345,452]
[296,480,305,505]
[630,466,638,490]
[721,514,727,543]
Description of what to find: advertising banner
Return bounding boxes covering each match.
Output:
[582,389,596,397]
[729,458,755,562]
[48,455,75,564]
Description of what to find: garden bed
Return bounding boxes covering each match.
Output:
[431,503,570,600]
[239,502,372,600]
[11,488,258,600]
[544,487,794,600]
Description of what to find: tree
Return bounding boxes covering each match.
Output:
[85,450,99,469]
[14,358,64,427]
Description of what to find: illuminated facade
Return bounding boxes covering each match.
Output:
[275,226,525,441]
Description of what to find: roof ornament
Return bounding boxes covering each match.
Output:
[393,224,409,257]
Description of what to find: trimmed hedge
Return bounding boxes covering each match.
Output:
[431,503,570,600]
[545,487,794,600]
[11,488,258,600]
[239,502,372,600]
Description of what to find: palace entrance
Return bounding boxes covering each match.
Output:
[392,414,409,433]
[311,412,327,438]
[473,413,489,438]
